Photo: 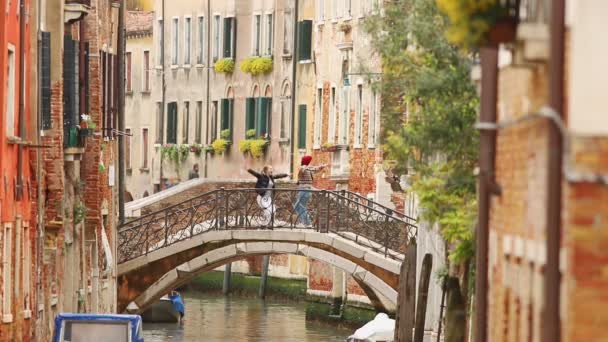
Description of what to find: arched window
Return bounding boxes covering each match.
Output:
[220,86,235,141]
[280,81,291,139]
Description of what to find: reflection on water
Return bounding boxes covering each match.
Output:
[142,292,351,342]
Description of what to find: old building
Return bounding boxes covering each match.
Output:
[0,0,35,339]
[125,10,155,200]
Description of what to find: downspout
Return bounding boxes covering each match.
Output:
[474,46,499,342]
[543,0,565,340]
[204,0,211,178]
[16,0,27,201]
[35,0,44,335]
[159,0,166,188]
[289,0,299,176]
[117,0,126,223]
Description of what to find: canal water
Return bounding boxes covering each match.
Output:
[142,292,353,341]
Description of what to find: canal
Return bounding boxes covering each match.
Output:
[142,292,353,341]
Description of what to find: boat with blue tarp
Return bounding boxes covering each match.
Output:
[53,313,144,342]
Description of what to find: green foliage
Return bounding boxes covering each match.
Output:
[240,57,273,75]
[246,129,257,139]
[190,143,203,156]
[437,0,510,48]
[214,58,235,73]
[364,0,479,266]
[211,139,230,154]
[220,129,231,140]
[161,144,190,164]
[73,201,87,224]
[98,163,106,173]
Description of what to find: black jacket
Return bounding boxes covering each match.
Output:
[247,169,288,195]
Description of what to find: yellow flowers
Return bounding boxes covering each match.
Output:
[436,0,502,48]
[214,58,235,73]
[240,57,273,76]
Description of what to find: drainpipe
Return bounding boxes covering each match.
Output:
[35,0,44,336]
[288,0,300,177]
[474,46,499,342]
[543,0,565,340]
[159,0,166,189]
[204,0,211,178]
[16,0,27,201]
[117,0,126,222]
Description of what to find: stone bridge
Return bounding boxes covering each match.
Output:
[117,188,417,313]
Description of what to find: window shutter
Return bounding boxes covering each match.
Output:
[223,18,232,58]
[167,103,178,144]
[63,35,75,146]
[257,98,270,137]
[232,18,237,59]
[229,99,234,141]
[221,98,230,131]
[298,20,312,61]
[298,104,307,149]
[41,32,52,129]
[245,98,256,133]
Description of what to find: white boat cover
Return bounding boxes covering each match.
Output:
[348,313,395,342]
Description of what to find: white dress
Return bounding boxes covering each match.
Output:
[256,178,275,225]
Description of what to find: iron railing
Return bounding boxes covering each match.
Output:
[118,188,417,264]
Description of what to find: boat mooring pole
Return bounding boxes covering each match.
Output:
[223,263,232,295]
[259,256,270,299]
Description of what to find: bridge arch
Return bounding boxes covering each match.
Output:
[117,229,403,313]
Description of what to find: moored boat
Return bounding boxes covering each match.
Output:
[140,291,185,323]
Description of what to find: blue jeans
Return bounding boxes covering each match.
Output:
[294,191,312,225]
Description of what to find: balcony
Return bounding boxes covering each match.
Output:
[64,0,90,23]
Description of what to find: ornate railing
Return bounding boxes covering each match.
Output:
[118,188,417,264]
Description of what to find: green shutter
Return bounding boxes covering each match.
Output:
[298,105,307,149]
[257,98,270,137]
[229,99,234,141]
[223,18,232,58]
[167,102,178,144]
[221,98,230,133]
[245,98,256,134]
[298,20,312,61]
[232,18,237,59]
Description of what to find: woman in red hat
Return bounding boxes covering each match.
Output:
[294,156,326,227]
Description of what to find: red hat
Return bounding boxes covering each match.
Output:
[301,155,312,166]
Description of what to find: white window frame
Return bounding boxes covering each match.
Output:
[317,0,325,24]
[125,51,132,92]
[197,15,205,65]
[354,82,363,147]
[3,223,13,323]
[171,16,179,66]
[22,222,31,318]
[264,12,274,56]
[184,15,192,66]
[332,0,339,22]
[328,85,337,144]
[6,45,16,138]
[252,13,262,56]
[142,50,151,92]
[141,127,150,169]
[368,90,378,148]
[283,8,293,55]
[213,14,221,62]
[314,86,323,148]
[339,86,350,145]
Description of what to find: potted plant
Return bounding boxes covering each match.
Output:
[321,142,338,152]
[190,143,203,156]
[338,21,352,33]
[211,129,232,154]
[240,57,273,76]
[437,0,520,48]
[79,114,96,137]
[214,58,235,74]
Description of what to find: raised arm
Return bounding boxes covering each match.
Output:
[247,168,261,178]
[306,164,327,173]
[273,173,289,180]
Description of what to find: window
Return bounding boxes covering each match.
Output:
[371,0,379,13]
[359,0,366,16]
[332,0,338,20]
[195,101,203,143]
[184,17,192,65]
[3,224,12,322]
[182,101,190,143]
[209,101,218,142]
[246,97,272,138]
[220,98,234,141]
[355,84,363,146]
[125,52,132,92]
[280,85,291,140]
[265,13,273,56]
[253,15,261,56]
[317,0,325,22]
[125,128,132,169]
[213,15,221,61]
[297,20,313,61]
[167,102,178,144]
[41,32,52,130]
[297,105,307,149]
[223,17,236,58]
[197,16,205,64]
[345,0,352,18]
[22,223,30,314]
[368,90,378,147]
[283,9,293,55]
[314,88,322,147]
[143,51,150,92]
[328,86,336,143]
[157,19,163,66]
[172,18,179,65]
[339,86,350,145]
[155,102,163,143]
[5,47,16,137]
[142,128,149,168]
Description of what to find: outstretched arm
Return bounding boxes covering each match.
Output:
[305,164,327,173]
[247,168,261,178]
[273,173,289,180]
